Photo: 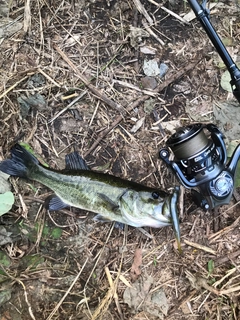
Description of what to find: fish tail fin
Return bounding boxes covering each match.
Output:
[0,144,39,178]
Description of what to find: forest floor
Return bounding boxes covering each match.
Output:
[0,0,240,319]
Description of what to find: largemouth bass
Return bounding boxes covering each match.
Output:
[0,144,181,248]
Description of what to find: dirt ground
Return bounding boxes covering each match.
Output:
[0,0,240,319]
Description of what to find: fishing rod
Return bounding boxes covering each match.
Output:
[159,1,240,211]
[187,0,240,104]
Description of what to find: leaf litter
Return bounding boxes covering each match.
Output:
[0,0,240,319]
[130,248,142,282]
[123,274,169,319]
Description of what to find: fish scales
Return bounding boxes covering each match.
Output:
[33,166,125,217]
[32,166,161,223]
[0,144,181,249]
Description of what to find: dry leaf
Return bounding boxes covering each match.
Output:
[123,274,169,318]
[130,248,142,281]
[128,26,149,49]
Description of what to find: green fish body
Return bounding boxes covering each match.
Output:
[0,145,180,241]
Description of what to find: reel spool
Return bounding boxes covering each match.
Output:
[160,123,240,210]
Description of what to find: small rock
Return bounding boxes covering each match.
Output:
[143,59,159,77]
[159,63,169,78]
[140,46,157,55]
[141,77,157,90]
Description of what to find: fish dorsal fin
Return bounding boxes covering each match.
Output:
[65,152,89,170]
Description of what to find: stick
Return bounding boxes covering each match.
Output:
[184,239,216,255]
[84,59,200,156]
[48,91,87,123]
[132,0,153,25]
[46,258,89,320]
[54,45,124,112]
[142,19,165,46]
[147,0,189,25]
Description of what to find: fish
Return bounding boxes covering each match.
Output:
[0,144,181,249]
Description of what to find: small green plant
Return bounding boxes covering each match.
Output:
[0,251,11,275]
[51,227,62,239]
[207,259,216,285]
[153,256,157,267]
[21,254,45,269]
[0,191,14,216]
[207,259,214,275]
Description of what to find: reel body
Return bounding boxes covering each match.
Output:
[160,123,240,210]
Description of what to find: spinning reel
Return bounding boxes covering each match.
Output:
[159,1,240,210]
[160,124,240,210]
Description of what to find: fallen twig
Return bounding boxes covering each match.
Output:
[37,68,61,87]
[160,5,189,25]
[142,19,165,46]
[0,75,31,100]
[214,249,240,267]
[185,270,219,295]
[0,265,36,320]
[54,45,124,112]
[186,268,240,297]
[132,0,153,25]
[84,59,201,156]
[92,267,124,320]
[184,239,216,255]
[48,90,87,123]
[112,79,157,96]
[147,0,189,25]
[209,216,240,242]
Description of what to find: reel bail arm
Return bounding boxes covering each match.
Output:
[187,0,240,104]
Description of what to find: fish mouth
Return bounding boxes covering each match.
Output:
[170,186,181,252]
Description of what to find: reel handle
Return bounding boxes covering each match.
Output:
[228,144,240,176]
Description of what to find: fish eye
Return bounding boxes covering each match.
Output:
[152,192,160,199]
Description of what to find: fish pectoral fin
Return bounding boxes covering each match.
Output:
[93,214,112,222]
[65,152,89,171]
[93,215,125,229]
[114,222,125,230]
[97,193,119,212]
[45,195,69,211]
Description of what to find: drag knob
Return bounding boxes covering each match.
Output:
[209,172,233,198]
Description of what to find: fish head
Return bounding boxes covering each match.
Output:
[119,189,172,228]
[119,187,181,252]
